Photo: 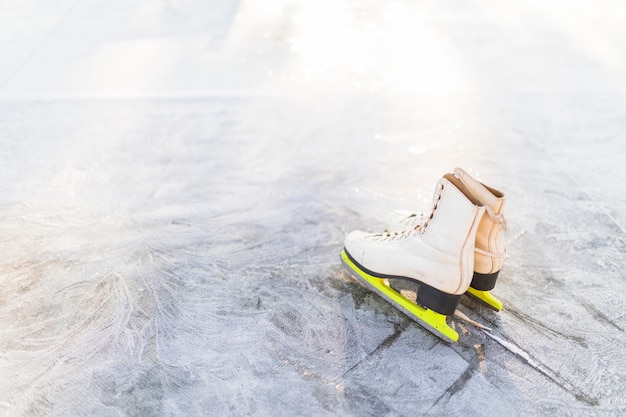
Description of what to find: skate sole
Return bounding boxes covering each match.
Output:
[340,250,459,343]
[465,287,503,311]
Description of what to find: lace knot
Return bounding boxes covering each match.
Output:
[485,206,508,231]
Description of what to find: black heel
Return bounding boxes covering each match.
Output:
[417,284,462,316]
[471,271,499,291]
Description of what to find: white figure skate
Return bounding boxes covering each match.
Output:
[385,168,507,311]
[341,173,485,342]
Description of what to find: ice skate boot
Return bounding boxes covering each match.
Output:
[341,174,485,342]
[385,168,507,311]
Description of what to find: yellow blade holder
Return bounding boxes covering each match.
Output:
[340,250,459,343]
[466,287,503,312]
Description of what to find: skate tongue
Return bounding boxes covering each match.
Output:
[453,310,492,331]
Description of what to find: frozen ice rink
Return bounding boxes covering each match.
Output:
[1,1,626,415]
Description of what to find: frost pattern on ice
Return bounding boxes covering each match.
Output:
[0,100,407,416]
[2,89,626,415]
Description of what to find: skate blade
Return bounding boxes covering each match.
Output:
[465,287,503,312]
[340,250,459,343]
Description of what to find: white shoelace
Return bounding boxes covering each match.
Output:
[380,184,508,256]
[374,182,444,241]
[484,206,508,231]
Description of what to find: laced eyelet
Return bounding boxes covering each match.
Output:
[372,228,417,241]
[420,182,444,232]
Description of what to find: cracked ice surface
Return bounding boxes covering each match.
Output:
[2,0,626,416]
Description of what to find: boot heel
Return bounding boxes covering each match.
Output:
[471,271,499,291]
[417,284,462,316]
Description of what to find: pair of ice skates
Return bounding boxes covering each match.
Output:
[340,168,507,342]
